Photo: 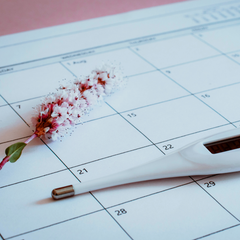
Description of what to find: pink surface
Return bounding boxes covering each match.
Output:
[0,0,186,37]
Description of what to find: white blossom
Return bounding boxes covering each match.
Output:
[31,63,124,140]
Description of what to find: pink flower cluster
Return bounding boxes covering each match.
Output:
[31,63,124,140]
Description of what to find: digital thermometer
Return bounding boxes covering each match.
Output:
[52,128,240,200]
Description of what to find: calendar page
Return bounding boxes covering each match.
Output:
[1,0,240,239]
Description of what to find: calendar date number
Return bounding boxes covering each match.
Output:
[204,181,215,188]
[127,113,137,118]
[77,168,88,175]
[163,144,174,150]
[115,208,127,216]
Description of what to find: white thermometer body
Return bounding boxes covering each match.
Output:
[52,128,240,200]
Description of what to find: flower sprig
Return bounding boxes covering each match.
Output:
[0,63,124,170]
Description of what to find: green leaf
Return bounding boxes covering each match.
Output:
[5,142,27,163]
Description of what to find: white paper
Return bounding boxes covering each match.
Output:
[1,0,240,239]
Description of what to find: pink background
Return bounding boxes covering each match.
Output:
[0,0,186,37]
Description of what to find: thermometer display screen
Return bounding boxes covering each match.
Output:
[204,136,240,154]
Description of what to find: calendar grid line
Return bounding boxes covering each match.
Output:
[0,95,30,127]
[94,174,232,211]
[2,2,240,238]
[0,32,189,75]
[1,18,240,71]
[124,69,157,79]
[40,139,82,183]
[128,47,195,94]
[17,137,128,240]
[0,122,233,161]
[1,87,190,112]
[194,223,240,240]
[2,172,232,240]
[2,172,233,240]
[8,95,46,105]
[0,119,234,192]
[0,98,7,107]
[114,75,240,117]
[89,192,134,240]
[155,123,233,145]
[105,102,166,155]
[1,20,240,84]
[0,60,69,76]
[193,95,235,127]
[59,62,77,77]
[1,74,240,141]
[1,27,239,79]
[2,77,240,132]
[0,168,67,189]
[190,177,240,222]
[1,0,239,50]
[194,81,240,95]
[160,53,222,70]
[193,33,240,67]
[0,122,231,189]
[190,174,218,182]
[117,94,191,115]
[128,46,236,128]
[232,123,239,128]
[68,144,153,169]
[81,113,118,124]
[105,179,194,209]
[218,47,240,54]
[1,86,84,190]
[4,209,105,240]
[0,135,32,145]
[0,117,233,163]
[2,74,240,118]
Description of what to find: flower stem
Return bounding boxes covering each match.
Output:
[0,133,38,170]
[24,133,38,144]
[0,155,10,170]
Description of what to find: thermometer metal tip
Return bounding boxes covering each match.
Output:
[52,185,75,200]
[51,128,240,200]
